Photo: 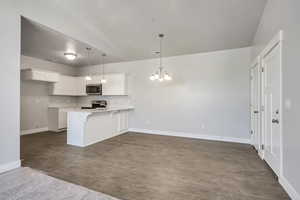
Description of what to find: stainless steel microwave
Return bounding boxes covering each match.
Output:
[86,84,102,95]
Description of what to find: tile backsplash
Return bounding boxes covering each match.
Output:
[77,95,132,108]
[48,96,78,108]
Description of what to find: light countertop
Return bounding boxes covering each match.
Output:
[61,106,134,113]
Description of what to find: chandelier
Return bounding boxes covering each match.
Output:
[149,34,172,82]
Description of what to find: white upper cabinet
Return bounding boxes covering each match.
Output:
[86,75,101,85]
[21,68,59,82]
[46,73,127,96]
[102,73,127,96]
[76,77,87,96]
[85,73,127,96]
[49,75,87,96]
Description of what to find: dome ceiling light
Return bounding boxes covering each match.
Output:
[64,52,77,60]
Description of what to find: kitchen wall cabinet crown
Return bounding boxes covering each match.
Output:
[21,68,59,82]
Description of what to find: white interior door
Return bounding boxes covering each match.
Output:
[262,43,282,176]
[250,61,260,151]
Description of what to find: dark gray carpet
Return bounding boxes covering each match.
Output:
[0,167,120,200]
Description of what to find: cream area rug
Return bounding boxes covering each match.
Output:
[0,167,120,200]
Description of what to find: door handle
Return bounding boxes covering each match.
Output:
[272,119,279,124]
[253,110,259,114]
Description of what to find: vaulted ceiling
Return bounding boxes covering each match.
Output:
[21,0,267,66]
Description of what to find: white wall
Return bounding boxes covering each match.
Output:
[20,56,78,132]
[78,47,251,142]
[0,1,21,170]
[253,0,300,198]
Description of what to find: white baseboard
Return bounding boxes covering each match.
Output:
[21,127,48,135]
[128,128,250,144]
[279,176,300,200]
[119,129,129,134]
[0,160,21,174]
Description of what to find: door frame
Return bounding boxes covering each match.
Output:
[260,30,283,176]
[250,56,261,153]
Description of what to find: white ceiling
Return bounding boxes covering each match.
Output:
[21,0,267,66]
[21,18,120,67]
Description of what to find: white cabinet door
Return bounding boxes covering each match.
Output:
[86,75,101,85]
[111,111,120,135]
[111,110,128,135]
[102,74,127,96]
[50,75,73,95]
[50,75,87,96]
[119,111,128,131]
[76,77,87,96]
[69,77,78,95]
[48,108,67,132]
[58,110,67,129]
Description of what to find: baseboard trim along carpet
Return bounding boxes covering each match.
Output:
[129,128,250,144]
[0,160,21,174]
[0,167,119,200]
[279,176,300,200]
[21,127,48,135]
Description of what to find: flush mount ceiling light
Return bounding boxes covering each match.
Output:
[64,52,77,60]
[150,34,172,82]
[100,53,107,84]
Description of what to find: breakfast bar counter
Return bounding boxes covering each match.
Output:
[67,106,134,147]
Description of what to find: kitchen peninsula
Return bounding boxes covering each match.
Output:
[67,106,134,147]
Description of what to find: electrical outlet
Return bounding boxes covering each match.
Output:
[284,99,292,110]
[201,124,205,129]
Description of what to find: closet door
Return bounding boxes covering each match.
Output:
[262,42,282,176]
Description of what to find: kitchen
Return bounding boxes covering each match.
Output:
[20,17,133,146]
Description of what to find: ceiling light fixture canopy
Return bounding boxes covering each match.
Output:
[64,52,77,60]
[150,34,172,82]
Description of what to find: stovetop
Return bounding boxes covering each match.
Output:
[81,106,107,110]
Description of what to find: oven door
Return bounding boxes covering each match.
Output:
[86,84,102,95]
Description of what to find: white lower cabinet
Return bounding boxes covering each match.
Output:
[111,110,129,135]
[48,108,67,132]
[119,110,129,132]
[111,111,120,136]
